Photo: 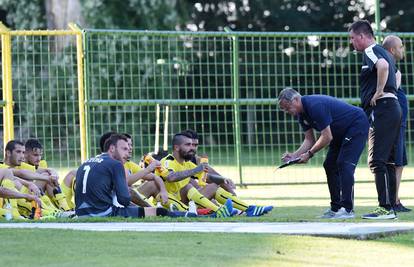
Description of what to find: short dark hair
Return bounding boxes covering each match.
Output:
[122,133,132,139]
[348,20,374,37]
[182,129,198,140]
[172,133,191,147]
[99,131,117,152]
[25,139,42,151]
[103,134,128,152]
[5,140,25,153]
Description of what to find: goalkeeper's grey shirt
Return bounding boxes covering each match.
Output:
[75,153,131,217]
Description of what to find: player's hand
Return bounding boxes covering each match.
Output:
[27,182,41,197]
[147,160,161,172]
[159,190,168,205]
[282,152,295,163]
[48,168,59,178]
[49,175,59,187]
[298,152,310,164]
[224,178,236,189]
[25,194,42,208]
[370,91,384,106]
[195,163,209,173]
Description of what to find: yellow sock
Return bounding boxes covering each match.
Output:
[17,188,33,217]
[130,188,155,207]
[53,192,71,211]
[187,187,219,212]
[215,187,249,211]
[61,182,75,210]
[40,195,59,212]
[2,179,24,219]
[0,207,6,218]
[163,192,188,211]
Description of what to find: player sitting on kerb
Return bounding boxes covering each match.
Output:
[122,133,168,208]
[141,132,235,218]
[23,139,71,211]
[182,129,273,217]
[0,168,42,219]
[61,132,167,210]
[74,134,199,218]
[1,140,72,219]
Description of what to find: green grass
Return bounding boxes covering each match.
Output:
[1,229,414,267]
[2,182,414,266]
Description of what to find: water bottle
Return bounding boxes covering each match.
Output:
[31,200,42,220]
[188,200,197,215]
[199,155,209,183]
[4,201,12,221]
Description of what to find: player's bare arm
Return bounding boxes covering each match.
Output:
[166,164,206,182]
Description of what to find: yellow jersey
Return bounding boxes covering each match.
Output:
[0,163,9,169]
[14,160,48,171]
[124,160,142,175]
[15,162,36,171]
[157,154,202,194]
[39,160,48,168]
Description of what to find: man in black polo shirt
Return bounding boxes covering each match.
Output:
[349,20,401,219]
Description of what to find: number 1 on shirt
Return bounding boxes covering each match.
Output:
[82,165,91,194]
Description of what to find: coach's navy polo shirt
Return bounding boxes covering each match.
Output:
[360,44,397,110]
[298,95,366,141]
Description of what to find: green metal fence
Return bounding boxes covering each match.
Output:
[82,30,414,185]
[2,31,81,167]
[4,28,414,185]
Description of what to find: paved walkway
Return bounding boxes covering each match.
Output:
[1,222,414,239]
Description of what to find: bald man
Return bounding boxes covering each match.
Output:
[383,35,411,212]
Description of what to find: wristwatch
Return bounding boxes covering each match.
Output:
[307,150,314,158]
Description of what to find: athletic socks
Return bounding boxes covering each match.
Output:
[60,182,75,210]
[187,187,219,212]
[215,187,249,211]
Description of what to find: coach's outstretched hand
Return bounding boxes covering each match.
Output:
[281,152,296,163]
[298,151,311,163]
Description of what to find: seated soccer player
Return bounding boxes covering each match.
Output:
[182,129,273,217]
[23,139,71,211]
[2,140,72,218]
[122,133,168,208]
[0,166,42,219]
[75,134,203,218]
[0,168,42,219]
[147,132,235,218]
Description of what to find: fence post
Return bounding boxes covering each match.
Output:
[375,0,381,34]
[0,22,14,148]
[69,23,88,161]
[225,28,244,186]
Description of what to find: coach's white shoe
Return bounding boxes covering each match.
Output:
[332,207,355,219]
[317,208,337,219]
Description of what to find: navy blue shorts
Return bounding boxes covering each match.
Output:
[395,126,407,166]
[396,89,408,167]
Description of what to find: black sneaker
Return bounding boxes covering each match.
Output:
[395,203,412,213]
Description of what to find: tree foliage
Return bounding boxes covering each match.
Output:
[0,0,45,29]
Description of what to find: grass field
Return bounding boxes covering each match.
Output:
[1,229,414,267]
[1,181,414,266]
